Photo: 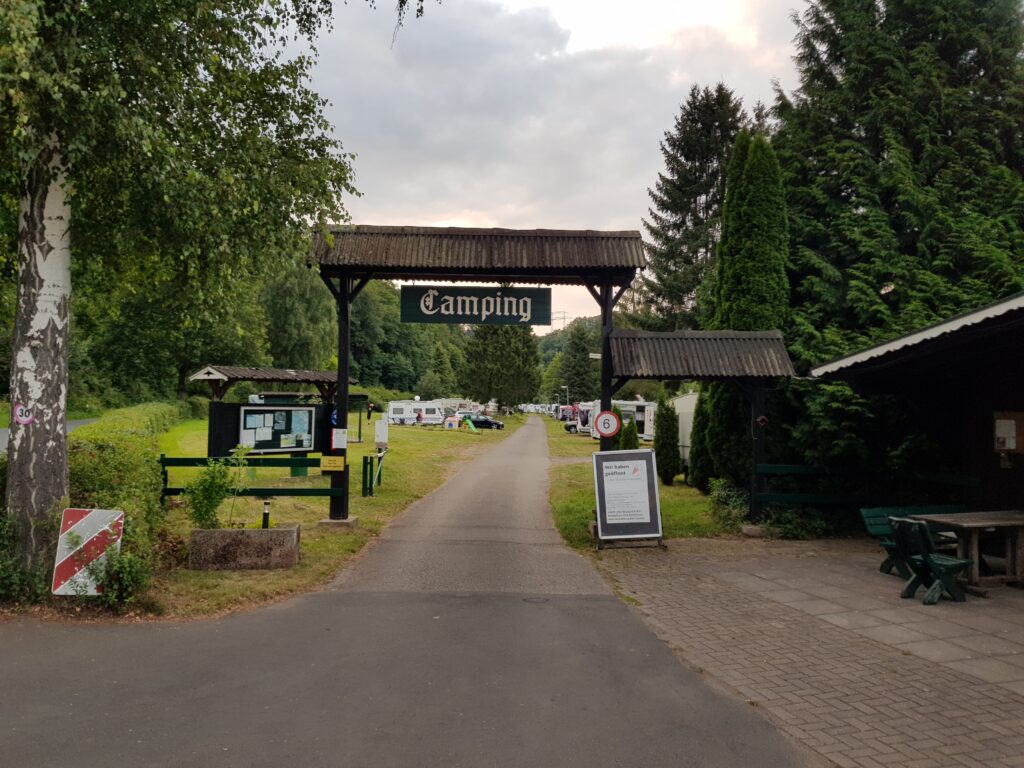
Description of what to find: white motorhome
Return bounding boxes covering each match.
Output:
[387,400,445,425]
[671,392,699,467]
[590,400,657,441]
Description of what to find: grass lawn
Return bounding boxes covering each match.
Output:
[149,413,526,617]
[544,413,720,549]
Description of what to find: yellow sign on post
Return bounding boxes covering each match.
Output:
[320,456,346,473]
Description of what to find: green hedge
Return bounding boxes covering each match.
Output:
[69,402,188,544]
[1,402,189,607]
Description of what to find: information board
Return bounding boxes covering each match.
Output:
[239,406,316,454]
[593,449,662,541]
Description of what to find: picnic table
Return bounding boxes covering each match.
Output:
[909,510,1024,588]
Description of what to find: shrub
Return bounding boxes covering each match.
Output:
[764,508,829,540]
[609,406,624,450]
[184,447,249,529]
[186,396,210,419]
[0,512,49,603]
[620,418,639,450]
[654,394,680,485]
[708,477,748,532]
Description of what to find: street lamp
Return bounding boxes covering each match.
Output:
[560,384,569,406]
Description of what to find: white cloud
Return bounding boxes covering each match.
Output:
[310,0,801,330]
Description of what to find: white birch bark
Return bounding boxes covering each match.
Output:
[7,139,71,569]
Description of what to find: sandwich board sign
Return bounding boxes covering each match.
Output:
[592,449,662,544]
[51,508,125,596]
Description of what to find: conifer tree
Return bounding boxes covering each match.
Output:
[773,0,1024,465]
[560,321,600,402]
[642,84,746,330]
[693,132,789,487]
[654,395,681,485]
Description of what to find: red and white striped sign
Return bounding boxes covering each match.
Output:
[51,508,124,596]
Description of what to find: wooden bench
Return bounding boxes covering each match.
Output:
[160,455,342,503]
[860,505,967,578]
[889,518,972,604]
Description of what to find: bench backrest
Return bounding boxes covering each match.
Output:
[888,517,939,560]
[860,505,967,538]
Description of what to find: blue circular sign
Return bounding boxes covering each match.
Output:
[331,409,338,426]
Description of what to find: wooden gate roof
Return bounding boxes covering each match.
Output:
[610,330,796,380]
[312,225,643,285]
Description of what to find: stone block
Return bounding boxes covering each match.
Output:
[189,525,300,570]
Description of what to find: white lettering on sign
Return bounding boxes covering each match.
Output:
[419,288,532,323]
[420,289,440,315]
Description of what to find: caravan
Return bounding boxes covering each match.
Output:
[590,400,658,441]
[387,399,445,425]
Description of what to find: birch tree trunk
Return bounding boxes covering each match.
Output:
[7,140,72,570]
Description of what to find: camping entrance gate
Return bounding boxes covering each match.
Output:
[312,225,644,521]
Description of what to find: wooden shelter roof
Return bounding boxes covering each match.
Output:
[189,365,338,385]
[610,330,796,380]
[811,292,1024,385]
[312,225,643,285]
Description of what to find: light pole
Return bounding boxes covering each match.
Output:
[560,384,569,406]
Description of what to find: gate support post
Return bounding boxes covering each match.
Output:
[330,275,351,520]
[745,383,768,522]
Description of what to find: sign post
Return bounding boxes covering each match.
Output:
[592,449,663,548]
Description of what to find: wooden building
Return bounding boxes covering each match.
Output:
[812,293,1024,509]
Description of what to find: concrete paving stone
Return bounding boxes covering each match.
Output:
[897,639,977,663]
[948,633,1024,656]
[995,679,1024,696]
[762,589,815,604]
[804,585,855,599]
[948,614,1023,634]
[853,624,934,645]
[789,598,849,615]
[943,657,1024,684]
[831,595,892,611]
[819,611,887,630]
[900,619,982,639]
[866,607,933,624]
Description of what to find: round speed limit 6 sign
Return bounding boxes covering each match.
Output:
[593,410,621,438]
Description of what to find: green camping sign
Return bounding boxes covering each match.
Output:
[400,285,551,325]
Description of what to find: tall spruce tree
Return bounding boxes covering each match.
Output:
[460,325,541,409]
[642,84,746,330]
[560,321,600,402]
[773,0,1024,466]
[690,132,789,487]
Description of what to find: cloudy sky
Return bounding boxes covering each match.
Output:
[309,0,802,331]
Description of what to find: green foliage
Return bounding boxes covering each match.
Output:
[87,527,152,611]
[654,395,681,484]
[772,0,1024,472]
[697,132,789,488]
[184,448,249,529]
[620,418,639,450]
[263,262,335,371]
[460,325,541,408]
[540,351,565,402]
[642,83,747,330]
[707,477,748,532]
[686,390,714,492]
[560,321,600,402]
[186,396,210,420]
[764,508,828,541]
[0,511,49,602]
[416,342,459,399]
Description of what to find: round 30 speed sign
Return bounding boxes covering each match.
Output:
[593,410,621,439]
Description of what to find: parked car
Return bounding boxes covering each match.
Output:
[470,415,504,430]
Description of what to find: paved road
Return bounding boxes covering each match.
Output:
[0,416,817,767]
[0,418,96,452]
